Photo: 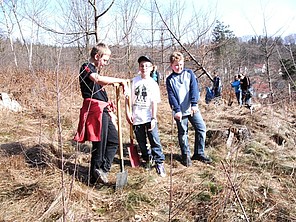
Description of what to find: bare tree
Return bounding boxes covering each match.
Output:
[260,36,280,103]
[258,9,287,104]
[115,0,143,73]
[10,0,33,68]
[23,0,49,69]
[154,0,214,82]
[25,0,115,61]
[1,0,18,67]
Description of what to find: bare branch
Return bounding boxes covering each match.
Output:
[154,0,213,82]
[221,161,250,222]
[95,0,115,20]
[0,1,18,67]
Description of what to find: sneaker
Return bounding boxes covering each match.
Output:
[191,155,212,164]
[89,177,96,185]
[94,168,109,184]
[155,163,166,177]
[181,155,192,167]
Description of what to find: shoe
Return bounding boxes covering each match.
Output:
[89,176,97,185]
[181,155,192,167]
[94,168,109,184]
[155,163,166,177]
[191,155,212,164]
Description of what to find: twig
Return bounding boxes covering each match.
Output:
[258,205,276,219]
[153,0,213,82]
[39,191,63,221]
[221,161,249,222]
[170,178,212,220]
[168,108,175,222]
[168,144,173,222]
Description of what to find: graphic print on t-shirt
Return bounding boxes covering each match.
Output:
[134,84,149,107]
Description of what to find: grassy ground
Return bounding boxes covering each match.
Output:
[0,71,295,221]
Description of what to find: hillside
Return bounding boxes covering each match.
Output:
[0,76,296,221]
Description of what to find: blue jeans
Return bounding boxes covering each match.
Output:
[133,122,165,164]
[235,92,242,105]
[175,110,206,157]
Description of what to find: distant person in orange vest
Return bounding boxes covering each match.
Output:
[74,43,127,185]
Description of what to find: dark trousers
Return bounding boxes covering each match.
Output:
[91,111,118,174]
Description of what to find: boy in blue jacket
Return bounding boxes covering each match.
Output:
[166,52,212,166]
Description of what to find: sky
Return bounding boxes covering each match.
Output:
[204,0,296,37]
[0,0,295,45]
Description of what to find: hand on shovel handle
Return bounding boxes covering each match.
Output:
[113,80,128,98]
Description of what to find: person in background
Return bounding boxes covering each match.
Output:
[150,65,160,85]
[240,73,252,107]
[212,71,222,97]
[205,86,214,104]
[126,56,166,177]
[231,74,242,106]
[166,51,212,167]
[74,43,127,185]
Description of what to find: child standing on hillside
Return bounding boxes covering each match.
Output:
[212,71,222,97]
[126,55,166,177]
[74,43,127,185]
[166,52,212,167]
[231,74,242,106]
[240,73,252,107]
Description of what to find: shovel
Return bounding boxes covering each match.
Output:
[115,84,128,189]
[128,124,140,167]
[126,79,140,167]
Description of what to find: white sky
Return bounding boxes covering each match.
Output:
[206,0,296,37]
[1,0,295,45]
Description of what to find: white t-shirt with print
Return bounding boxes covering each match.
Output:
[131,75,161,125]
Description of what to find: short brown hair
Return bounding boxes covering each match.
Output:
[90,43,111,59]
[169,52,184,64]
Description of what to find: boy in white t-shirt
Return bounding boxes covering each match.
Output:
[126,56,166,177]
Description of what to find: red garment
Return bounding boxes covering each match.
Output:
[74,98,113,143]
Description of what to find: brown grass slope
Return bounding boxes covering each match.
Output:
[0,71,295,222]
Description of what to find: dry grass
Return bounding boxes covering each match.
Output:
[0,70,295,221]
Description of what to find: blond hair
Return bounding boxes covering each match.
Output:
[90,43,111,59]
[169,51,184,64]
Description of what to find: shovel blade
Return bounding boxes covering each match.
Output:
[128,145,140,168]
[116,171,128,190]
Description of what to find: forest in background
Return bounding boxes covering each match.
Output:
[1,0,296,104]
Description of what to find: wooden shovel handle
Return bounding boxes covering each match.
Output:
[115,85,124,171]
[126,79,133,141]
